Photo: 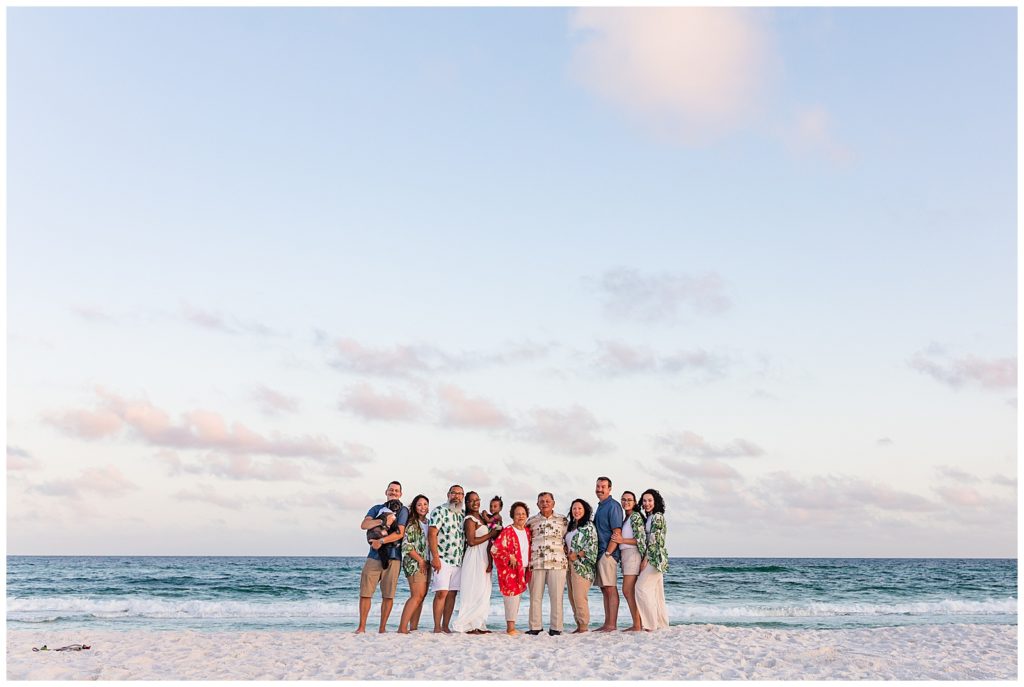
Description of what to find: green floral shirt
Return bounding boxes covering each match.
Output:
[401,519,429,578]
[428,505,466,566]
[643,512,669,573]
[567,522,598,582]
[627,511,648,560]
[526,512,568,570]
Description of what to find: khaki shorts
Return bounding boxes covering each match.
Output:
[620,547,641,576]
[596,553,619,587]
[359,557,401,599]
[406,565,432,589]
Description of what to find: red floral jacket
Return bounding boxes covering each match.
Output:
[492,526,532,596]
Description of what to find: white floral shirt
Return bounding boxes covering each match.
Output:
[526,512,568,570]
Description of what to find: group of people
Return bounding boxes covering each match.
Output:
[355,476,669,635]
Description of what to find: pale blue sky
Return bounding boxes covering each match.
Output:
[7,7,1017,556]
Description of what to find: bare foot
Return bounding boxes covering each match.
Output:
[595,626,617,632]
[398,628,409,634]
[354,628,366,634]
[623,627,641,632]
[571,628,588,634]
[506,629,519,636]
[442,628,453,634]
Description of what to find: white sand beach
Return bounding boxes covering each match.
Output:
[7,623,1016,680]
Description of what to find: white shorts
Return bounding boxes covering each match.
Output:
[430,559,462,592]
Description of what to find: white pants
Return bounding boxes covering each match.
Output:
[635,565,669,630]
[503,594,522,622]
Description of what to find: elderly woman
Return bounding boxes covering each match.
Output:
[610,490,646,631]
[491,501,532,635]
[635,489,669,631]
[564,498,598,633]
[398,494,430,633]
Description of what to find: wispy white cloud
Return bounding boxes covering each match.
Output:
[909,350,1016,391]
[437,384,512,429]
[339,383,423,422]
[7,445,37,471]
[181,304,275,337]
[70,304,118,323]
[876,437,894,446]
[518,404,613,455]
[327,336,555,377]
[935,466,981,484]
[593,340,730,378]
[990,474,1017,488]
[251,385,300,416]
[45,388,362,468]
[161,451,309,482]
[32,465,137,500]
[933,485,986,507]
[657,430,764,458]
[569,7,778,145]
[592,268,731,322]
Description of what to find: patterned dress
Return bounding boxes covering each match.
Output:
[492,526,532,596]
[428,505,466,566]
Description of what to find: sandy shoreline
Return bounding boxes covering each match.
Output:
[7,623,1017,680]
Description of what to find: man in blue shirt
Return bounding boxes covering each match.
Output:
[356,480,409,633]
[593,476,623,632]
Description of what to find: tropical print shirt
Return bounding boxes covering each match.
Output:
[626,511,648,560]
[428,504,466,566]
[525,512,568,570]
[492,526,532,596]
[644,512,669,573]
[401,519,429,578]
[566,522,598,582]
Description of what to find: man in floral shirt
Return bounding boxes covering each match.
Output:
[525,492,568,635]
[428,484,465,633]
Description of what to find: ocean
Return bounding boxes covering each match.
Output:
[7,556,1016,632]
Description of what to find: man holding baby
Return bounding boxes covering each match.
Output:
[356,480,409,633]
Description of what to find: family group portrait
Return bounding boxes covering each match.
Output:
[6,3,1016,682]
[356,478,669,636]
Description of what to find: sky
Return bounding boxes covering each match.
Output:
[6,6,1017,557]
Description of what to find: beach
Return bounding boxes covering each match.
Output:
[7,623,1017,680]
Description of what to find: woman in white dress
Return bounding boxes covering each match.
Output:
[635,489,670,631]
[451,491,498,634]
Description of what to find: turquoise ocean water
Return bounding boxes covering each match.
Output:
[7,556,1016,632]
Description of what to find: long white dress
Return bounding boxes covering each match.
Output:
[451,514,492,632]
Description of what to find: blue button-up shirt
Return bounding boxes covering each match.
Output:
[594,496,624,562]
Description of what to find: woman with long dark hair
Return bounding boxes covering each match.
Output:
[452,491,498,634]
[635,489,669,631]
[564,498,597,633]
[398,494,430,633]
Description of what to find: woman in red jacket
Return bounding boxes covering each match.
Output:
[491,501,532,635]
